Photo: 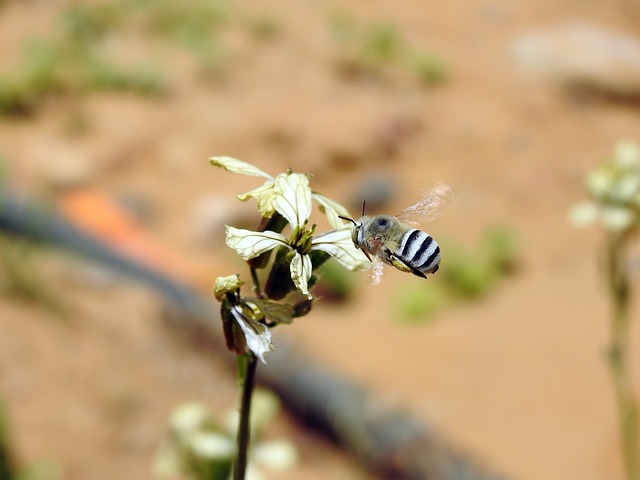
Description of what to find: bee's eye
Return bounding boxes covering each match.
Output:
[375,218,389,229]
[351,227,360,245]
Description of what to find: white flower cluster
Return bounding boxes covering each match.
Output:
[154,392,297,480]
[210,157,370,363]
[571,141,640,233]
[211,156,370,295]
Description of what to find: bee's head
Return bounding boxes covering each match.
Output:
[338,214,361,243]
[373,216,391,231]
[338,201,372,261]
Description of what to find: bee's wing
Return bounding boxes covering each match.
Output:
[396,184,452,227]
[370,257,385,285]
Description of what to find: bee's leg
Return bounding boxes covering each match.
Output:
[389,254,428,279]
[359,247,372,262]
[380,248,394,265]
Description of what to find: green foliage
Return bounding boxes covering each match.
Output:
[0,39,67,115]
[392,282,445,323]
[58,3,125,44]
[82,60,167,95]
[407,50,449,86]
[0,398,15,480]
[361,23,403,64]
[0,155,7,181]
[243,14,282,41]
[328,13,450,85]
[135,0,231,42]
[314,258,354,303]
[0,399,57,480]
[391,226,519,324]
[442,226,519,300]
[0,236,65,316]
[0,0,237,116]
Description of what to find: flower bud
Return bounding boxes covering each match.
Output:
[213,274,244,301]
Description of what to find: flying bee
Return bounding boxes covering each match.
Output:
[339,184,451,285]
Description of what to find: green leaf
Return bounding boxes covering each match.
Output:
[245,298,295,325]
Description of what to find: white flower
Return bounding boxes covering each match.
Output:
[159,393,298,480]
[571,140,640,233]
[227,302,273,364]
[210,156,351,228]
[209,156,273,178]
[213,156,370,295]
[225,224,369,295]
[170,402,211,441]
[252,440,298,472]
[189,431,235,459]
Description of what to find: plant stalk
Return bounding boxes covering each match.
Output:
[233,353,258,480]
[606,232,640,480]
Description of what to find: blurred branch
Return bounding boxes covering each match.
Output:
[0,187,510,480]
[261,337,506,480]
[0,188,211,319]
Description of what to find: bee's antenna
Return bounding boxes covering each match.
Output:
[361,201,366,216]
[338,215,357,226]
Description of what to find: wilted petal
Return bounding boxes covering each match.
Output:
[273,173,312,227]
[237,182,273,202]
[312,227,371,271]
[209,156,273,178]
[290,252,313,295]
[225,227,288,260]
[231,306,273,364]
[312,193,352,228]
[246,298,295,325]
[237,181,278,218]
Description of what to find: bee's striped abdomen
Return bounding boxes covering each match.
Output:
[397,228,440,275]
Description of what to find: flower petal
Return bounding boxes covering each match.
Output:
[231,305,273,364]
[312,227,371,271]
[601,206,636,231]
[170,402,211,440]
[273,173,312,227]
[615,141,640,168]
[189,431,235,459]
[237,181,278,217]
[253,440,298,471]
[290,252,313,295]
[569,202,598,227]
[225,227,288,260]
[312,193,352,228]
[209,156,273,178]
[246,298,295,325]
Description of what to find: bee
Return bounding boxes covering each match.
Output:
[340,185,451,284]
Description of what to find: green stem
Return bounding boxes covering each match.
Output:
[606,232,640,480]
[233,353,258,480]
[250,267,263,299]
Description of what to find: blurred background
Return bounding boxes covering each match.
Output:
[1,0,640,479]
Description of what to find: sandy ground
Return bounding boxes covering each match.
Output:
[1,0,640,479]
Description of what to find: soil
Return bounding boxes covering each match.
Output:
[1,0,640,479]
